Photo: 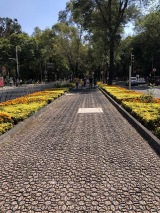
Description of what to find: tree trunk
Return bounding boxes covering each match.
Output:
[108,37,114,85]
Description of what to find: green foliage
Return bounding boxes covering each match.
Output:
[52,22,88,78]
[131,11,160,76]
[0,123,13,135]
[155,127,160,138]
[0,2,159,83]
[0,17,21,38]
[54,82,74,88]
[140,84,155,103]
[0,112,12,123]
[140,94,154,103]
[70,0,143,84]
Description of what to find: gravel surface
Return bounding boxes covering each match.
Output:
[0,88,160,212]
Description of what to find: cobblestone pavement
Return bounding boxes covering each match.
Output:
[0,89,160,213]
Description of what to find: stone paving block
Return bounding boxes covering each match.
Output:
[0,89,160,212]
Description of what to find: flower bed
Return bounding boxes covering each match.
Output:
[100,84,160,139]
[0,88,69,136]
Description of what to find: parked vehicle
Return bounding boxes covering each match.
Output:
[126,77,138,86]
[0,77,4,87]
[138,77,146,84]
[148,76,160,86]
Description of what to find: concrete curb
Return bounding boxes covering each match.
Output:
[0,95,63,145]
[99,87,160,155]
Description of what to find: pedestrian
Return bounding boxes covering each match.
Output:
[89,76,93,88]
[83,78,86,88]
[74,77,79,89]
[94,78,97,87]
[20,79,22,85]
[16,79,20,86]
[79,79,84,89]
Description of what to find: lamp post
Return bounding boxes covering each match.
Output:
[131,53,134,75]
[153,68,156,76]
[128,51,134,90]
[9,46,19,85]
[101,71,104,82]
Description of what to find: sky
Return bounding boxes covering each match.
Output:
[0,0,135,37]
[0,0,69,36]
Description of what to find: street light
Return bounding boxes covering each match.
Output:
[128,51,134,90]
[131,53,134,75]
[153,68,156,76]
[9,46,19,81]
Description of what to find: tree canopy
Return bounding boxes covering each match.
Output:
[0,1,159,84]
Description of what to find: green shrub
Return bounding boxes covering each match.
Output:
[0,123,13,135]
[0,112,13,123]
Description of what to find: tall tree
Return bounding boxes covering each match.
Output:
[58,2,86,78]
[132,10,160,76]
[52,22,87,79]
[69,0,149,84]
[0,17,21,38]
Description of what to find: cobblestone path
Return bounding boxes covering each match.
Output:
[0,89,160,212]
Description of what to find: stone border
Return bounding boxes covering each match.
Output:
[99,87,160,155]
[0,95,63,145]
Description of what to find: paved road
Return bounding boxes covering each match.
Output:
[118,82,160,98]
[0,83,63,103]
[0,89,160,212]
[1,83,160,103]
[0,85,43,103]
[131,85,160,99]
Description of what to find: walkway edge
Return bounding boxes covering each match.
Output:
[99,87,160,154]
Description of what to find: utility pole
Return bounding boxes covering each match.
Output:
[16,46,19,80]
[9,46,19,86]
[131,53,134,76]
[129,52,134,90]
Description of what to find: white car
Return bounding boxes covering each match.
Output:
[126,77,138,86]
[138,78,146,84]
